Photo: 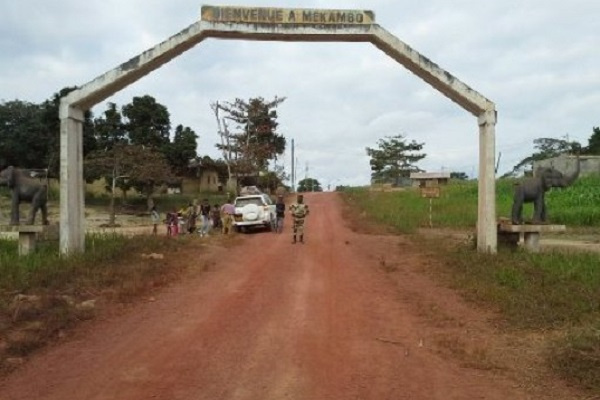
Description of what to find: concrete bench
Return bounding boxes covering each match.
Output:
[0,225,58,256]
[497,221,566,252]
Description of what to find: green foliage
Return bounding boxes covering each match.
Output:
[365,134,425,184]
[450,171,469,180]
[0,100,45,169]
[165,125,198,175]
[213,96,286,176]
[121,95,171,150]
[0,88,97,176]
[91,97,198,182]
[257,168,287,193]
[297,178,322,192]
[93,102,127,151]
[507,136,582,177]
[584,127,600,155]
[86,143,174,201]
[543,175,600,225]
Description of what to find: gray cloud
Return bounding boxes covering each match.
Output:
[1,0,598,186]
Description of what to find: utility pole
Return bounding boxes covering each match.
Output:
[305,162,309,192]
[291,139,295,192]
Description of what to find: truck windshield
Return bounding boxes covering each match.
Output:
[235,198,264,207]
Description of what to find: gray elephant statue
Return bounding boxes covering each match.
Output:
[0,166,49,225]
[511,158,580,224]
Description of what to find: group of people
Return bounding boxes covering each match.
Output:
[150,197,236,237]
[150,194,309,243]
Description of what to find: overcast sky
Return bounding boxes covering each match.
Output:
[1,1,599,187]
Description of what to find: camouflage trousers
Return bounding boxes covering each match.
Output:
[293,217,305,235]
[221,214,233,234]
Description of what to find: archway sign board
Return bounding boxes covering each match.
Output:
[59,5,497,254]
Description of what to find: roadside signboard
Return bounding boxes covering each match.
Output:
[420,186,441,198]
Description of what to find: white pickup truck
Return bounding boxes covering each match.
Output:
[232,193,276,232]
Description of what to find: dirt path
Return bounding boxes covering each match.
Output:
[0,193,584,399]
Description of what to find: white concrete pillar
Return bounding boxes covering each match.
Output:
[59,103,85,255]
[477,110,497,253]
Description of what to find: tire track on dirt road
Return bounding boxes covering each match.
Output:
[0,192,582,399]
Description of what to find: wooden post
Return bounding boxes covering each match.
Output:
[429,197,433,228]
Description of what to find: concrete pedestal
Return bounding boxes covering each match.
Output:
[497,221,566,252]
[0,225,57,256]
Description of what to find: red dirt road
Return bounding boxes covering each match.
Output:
[0,193,581,399]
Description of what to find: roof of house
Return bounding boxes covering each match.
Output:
[409,172,451,180]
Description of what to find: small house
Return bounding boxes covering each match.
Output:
[410,172,451,187]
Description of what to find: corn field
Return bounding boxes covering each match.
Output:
[343,175,600,231]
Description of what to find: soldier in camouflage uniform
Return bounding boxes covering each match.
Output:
[289,194,309,244]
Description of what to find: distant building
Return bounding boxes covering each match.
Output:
[182,170,222,194]
[410,172,451,187]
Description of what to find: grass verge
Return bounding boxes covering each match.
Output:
[341,187,600,394]
[0,233,188,373]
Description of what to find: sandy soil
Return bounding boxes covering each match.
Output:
[0,193,589,399]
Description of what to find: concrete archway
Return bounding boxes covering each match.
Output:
[60,5,497,254]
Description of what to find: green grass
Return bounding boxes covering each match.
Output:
[550,323,600,391]
[0,233,188,369]
[340,181,600,394]
[438,246,600,330]
[0,234,183,292]
[344,176,600,231]
[442,245,600,392]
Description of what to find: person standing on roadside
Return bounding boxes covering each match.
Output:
[220,197,236,235]
[289,194,309,244]
[274,195,285,234]
[150,205,160,235]
[199,198,212,237]
[186,201,198,234]
[211,203,221,230]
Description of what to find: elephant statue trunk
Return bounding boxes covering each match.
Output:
[0,166,49,226]
[511,155,580,225]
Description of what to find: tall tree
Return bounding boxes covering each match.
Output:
[165,124,198,175]
[0,88,96,175]
[85,143,173,220]
[122,95,171,150]
[584,127,600,155]
[297,177,322,192]
[94,102,127,151]
[506,136,581,177]
[366,134,426,184]
[40,87,96,176]
[213,96,286,181]
[450,171,469,180]
[0,100,45,169]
